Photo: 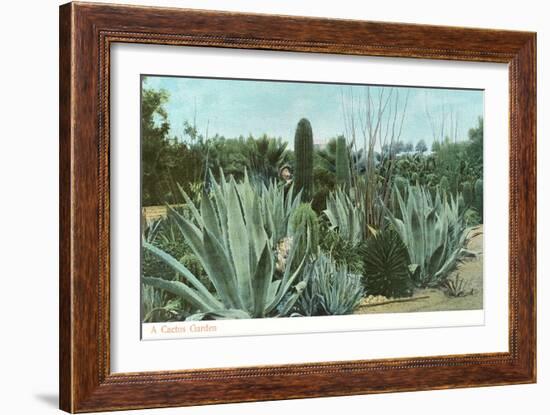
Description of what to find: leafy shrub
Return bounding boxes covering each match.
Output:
[361,230,413,298]
[311,167,336,214]
[319,224,365,274]
[141,218,196,283]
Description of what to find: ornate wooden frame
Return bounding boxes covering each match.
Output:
[59,2,536,412]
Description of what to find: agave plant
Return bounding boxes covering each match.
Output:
[386,184,468,288]
[296,253,363,316]
[142,171,308,320]
[258,177,302,245]
[141,284,182,323]
[443,273,472,298]
[323,187,366,245]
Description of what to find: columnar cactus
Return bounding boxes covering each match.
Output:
[294,118,314,201]
[439,176,449,195]
[474,178,483,221]
[289,202,320,262]
[462,181,473,207]
[335,135,351,188]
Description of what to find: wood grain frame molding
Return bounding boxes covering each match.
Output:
[59,2,536,412]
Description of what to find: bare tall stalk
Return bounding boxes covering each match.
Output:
[424,91,462,146]
[341,86,409,229]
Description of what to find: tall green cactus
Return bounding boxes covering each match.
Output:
[289,203,320,262]
[474,178,483,221]
[439,175,449,195]
[462,181,473,207]
[294,118,314,201]
[335,135,351,188]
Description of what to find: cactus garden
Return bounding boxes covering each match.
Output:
[140,76,484,324]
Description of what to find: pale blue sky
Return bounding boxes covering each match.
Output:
[143,75,483,149]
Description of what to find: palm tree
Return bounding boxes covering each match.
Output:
[246,135,289,183]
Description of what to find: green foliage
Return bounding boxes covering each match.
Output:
[431,137,481,197]
[316,137,337,172]
[474,178,483,221]
[246,135,289,184]
[461,181,474,207]
[141,85,176,205]
[467,117,483,171]
[296,253,363,316]
[289,203,320,262]
[324,187,366,245]
[142,172,308,319]
[362,230,413,298]
[335,135,351,188]
[393,153,438,189]
[463,208,481,227]
[394,176,409,193]
[443,274,473,298]
[294,118,314,201]
[141,217,202,285]
[415,139,428,153]
[439,176,449,194]
[318,225,365,274]
[311,167,336,214]
[258,177,302,245]
[141,284,183,322]
[386,184,468,288]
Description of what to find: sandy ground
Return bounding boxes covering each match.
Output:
[355,225,484,314]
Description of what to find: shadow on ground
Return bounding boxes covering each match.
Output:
[35,393,58,408]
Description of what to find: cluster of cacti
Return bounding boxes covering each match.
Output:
[294,118,314,201]
[335,135,351,188]
[458,178,483,224]
[393,154,438,188]
[141,77,487,324]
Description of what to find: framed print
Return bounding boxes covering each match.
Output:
[59,2,536,413]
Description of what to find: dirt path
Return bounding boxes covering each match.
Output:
[355,225,484,314]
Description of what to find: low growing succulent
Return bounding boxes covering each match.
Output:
[295,253,363,316]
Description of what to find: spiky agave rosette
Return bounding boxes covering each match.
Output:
[142,170,309,320]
